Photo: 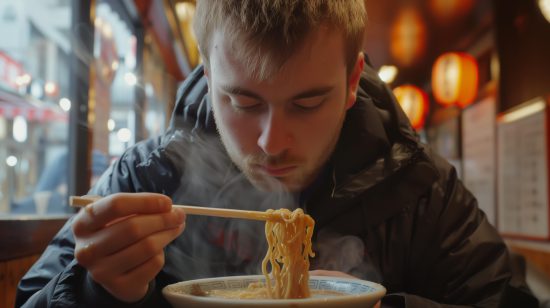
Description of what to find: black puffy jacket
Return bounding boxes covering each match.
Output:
[16,63,538,307]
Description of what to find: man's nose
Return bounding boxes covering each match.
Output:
[257,109,292,156]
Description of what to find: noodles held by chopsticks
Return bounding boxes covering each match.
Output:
[208,208,315,299]
[263,208,315,298]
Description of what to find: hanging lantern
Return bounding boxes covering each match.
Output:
[432,52,479,108]
[393,85,429,129]
[429,0,474,24]
[390,7,427,67]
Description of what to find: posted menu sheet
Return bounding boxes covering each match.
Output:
[497,99,549,239]
[462,97,496,226]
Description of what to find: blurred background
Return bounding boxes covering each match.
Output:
[0,0,549,306]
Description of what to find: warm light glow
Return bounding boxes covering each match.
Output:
[393,85,429,129]
[44,81,58,96]
[15,76,24,86]
[94,17,103,29]
[429,0,474,23]
[13,116,27,143]
[378,65,398,84]
[15,74,31,86]
[390,7,427,67]
[176,2,196,21]
[117,128,132,143]
[540,0,550,23]
[432,52,479,108]
[124,72,137,86]
[111,61,119,71]
[102,23,112,38]
[500,98,546,123]
[6,155,18,167]
[490,52,500,82]
[107,119,116,131]
[59,97,71,111]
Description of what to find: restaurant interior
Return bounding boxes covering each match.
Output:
[1,0,549,306]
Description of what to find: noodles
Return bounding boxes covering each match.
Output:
[262,208,315,299]
[208,208,315,299]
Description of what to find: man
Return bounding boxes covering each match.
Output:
[17,1,537,307]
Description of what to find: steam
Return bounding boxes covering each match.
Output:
[159,129,382,283]
[313,229,382,283]
[162,129,297,280]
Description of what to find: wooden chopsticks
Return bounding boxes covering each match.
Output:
[70,196,281,222]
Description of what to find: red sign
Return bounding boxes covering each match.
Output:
[0,91,67,123]
[0,51,25,90]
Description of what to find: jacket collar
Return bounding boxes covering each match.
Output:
[303,64,440,227]
[329,63,431,200]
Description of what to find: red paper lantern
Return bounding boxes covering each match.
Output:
[429,0,474,24]
[432,52,479,108]
[393,85,429,129]
[390,7,427,67]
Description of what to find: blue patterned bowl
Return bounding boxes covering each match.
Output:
[162,275,386,307]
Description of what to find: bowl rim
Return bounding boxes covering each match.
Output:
[162,274,386,305]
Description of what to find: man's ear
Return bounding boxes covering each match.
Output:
[345,52,365,110]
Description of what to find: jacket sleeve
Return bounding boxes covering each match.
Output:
[17,240,162,308]
[15,65,208,307]
[382,158,538,308]
[15,140,174,307]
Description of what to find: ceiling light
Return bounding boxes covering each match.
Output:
[44,81,58,96]
[124,72,137,86]
[107,119,116,131]
[13,116,27,143]
[378,65,398,84]
[117,128,132,143]
[500,98,546,123]
[6,156,18,167]
[176,2,196,21]
[59,98,71,111]
[539,0,550,23]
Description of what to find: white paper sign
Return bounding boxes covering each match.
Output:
[497,101,549,239]
[462,97,496,225]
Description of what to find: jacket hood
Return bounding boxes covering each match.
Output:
[330,61,431,199]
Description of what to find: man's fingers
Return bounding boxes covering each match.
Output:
[74,209,185,266]
[87,224,184,282]
[121,251,166,288]
[102,251,167,303]
[73,193,172,234]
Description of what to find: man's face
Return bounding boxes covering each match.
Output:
[207,27,362,192]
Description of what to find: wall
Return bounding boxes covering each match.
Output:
[494,0,550,112]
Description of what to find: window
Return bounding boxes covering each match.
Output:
[0,0,77,216]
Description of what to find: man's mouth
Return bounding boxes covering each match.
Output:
[256,164,297,177]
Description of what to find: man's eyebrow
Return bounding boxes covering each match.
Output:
[219,85,334,101]
[291,86,334,100]
[220,85,265,101]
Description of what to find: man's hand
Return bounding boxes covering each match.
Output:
[72,193,186,303]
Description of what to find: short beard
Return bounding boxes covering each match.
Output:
[215,113,345,193]
[213,86,349,193]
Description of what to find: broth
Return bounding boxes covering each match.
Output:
[189,283,346,299]
[206,289,346,299]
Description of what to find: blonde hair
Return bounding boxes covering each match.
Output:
[193,0,367,80]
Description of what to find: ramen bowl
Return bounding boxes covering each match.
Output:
[162,275,386,307]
